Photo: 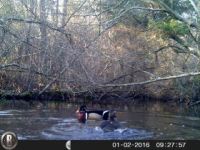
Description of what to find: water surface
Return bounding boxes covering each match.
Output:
[0,101,200,140]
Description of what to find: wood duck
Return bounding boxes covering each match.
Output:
[76,105,110,123]
[100,110,121,132]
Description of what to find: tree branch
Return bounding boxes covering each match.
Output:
[97,72,200,87]
[157,0,198,29]
[2,17,71,38]
[154,45,188,53]
[188,0,200,17]
[39,66,69,95]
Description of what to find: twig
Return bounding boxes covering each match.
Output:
[189,100,200,107]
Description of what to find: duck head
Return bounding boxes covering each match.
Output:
[76,105,87,123]
[110,110,117,121]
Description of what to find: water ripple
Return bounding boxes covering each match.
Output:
[40,119,153,140]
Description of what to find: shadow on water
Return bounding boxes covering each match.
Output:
[0,100,200,140]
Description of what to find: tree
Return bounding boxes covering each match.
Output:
[39,0,48,73]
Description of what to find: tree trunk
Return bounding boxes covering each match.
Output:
[39,0,48,72]
[62,0,68,27]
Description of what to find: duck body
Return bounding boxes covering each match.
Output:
[100,120,121,132]
[100,111,121,132]
[85,110,110,120]
[76,105,110,123]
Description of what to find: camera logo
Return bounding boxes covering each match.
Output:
[1,132,18,150]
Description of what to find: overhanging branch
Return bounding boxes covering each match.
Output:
[97,72,200,87]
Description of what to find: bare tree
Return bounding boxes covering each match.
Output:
[39,0,48,72]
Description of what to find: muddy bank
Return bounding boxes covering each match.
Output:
[0,89,180,104]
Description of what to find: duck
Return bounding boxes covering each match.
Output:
[100,110,121,132]
[76,105,111,123]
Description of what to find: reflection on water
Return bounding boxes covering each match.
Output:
[0,101,200,140]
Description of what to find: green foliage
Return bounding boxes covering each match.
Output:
[156,19,190,36]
